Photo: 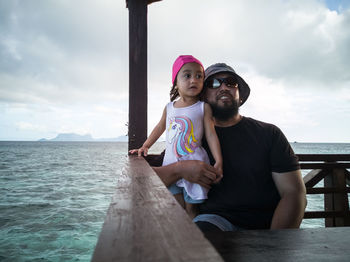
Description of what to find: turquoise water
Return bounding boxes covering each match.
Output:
[0,141,349,261]
[0,142,128,262]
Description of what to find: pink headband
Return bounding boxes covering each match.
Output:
[172,55,204,85]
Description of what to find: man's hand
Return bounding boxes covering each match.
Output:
[180,160,222,189]
[153,160,222,188]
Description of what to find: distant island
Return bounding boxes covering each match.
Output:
[38,133,128,142]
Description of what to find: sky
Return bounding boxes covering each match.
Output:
[0,0,349,142]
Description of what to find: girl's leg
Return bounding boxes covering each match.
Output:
[173,193,185,209]
[185,203,199,219]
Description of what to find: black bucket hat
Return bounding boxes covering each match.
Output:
[204,63,250,106]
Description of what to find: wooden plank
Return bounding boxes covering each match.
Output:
[304,211,350,219]
[297,154,350,162]
[324,174,335,227]
[128,0,148,150]
[300,162,350,169]
[333,168,350,226]
[92,156,223,262]
[205,228,350,262]
[147,0,162,4]
[303,169,328,187]
[306,187,350,194]
[346,169,350,186]
[126,0,162,6]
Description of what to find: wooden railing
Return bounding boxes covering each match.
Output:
[299,154,350,227]
[91,156,223,262]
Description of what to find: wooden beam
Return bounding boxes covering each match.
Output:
[297,154,350,161]
[306,187,350,194]
[91,156,223,261]
[325,174,335,226]
[345,169,350,186]
[128,0,148,150]
[126,0,162,7]
[303,169,327,187]
[333,168,350,226]
[304,211,350,219]
[300,162,350,169]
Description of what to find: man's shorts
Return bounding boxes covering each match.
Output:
[193,214,242,231]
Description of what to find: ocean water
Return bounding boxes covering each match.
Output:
[0,141,349,261]
[0,142,128,262]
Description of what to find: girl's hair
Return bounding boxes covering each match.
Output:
[170,79,179,102]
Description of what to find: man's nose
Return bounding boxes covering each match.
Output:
[219,82,230,90]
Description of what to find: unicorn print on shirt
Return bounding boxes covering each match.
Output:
[167,116,198,159]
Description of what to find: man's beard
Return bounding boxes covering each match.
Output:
[210,99,239,121]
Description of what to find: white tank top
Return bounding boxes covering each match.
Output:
[162,101,210,200]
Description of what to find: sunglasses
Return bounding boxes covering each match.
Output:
[205,77,238,89]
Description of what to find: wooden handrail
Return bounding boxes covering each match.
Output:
[306,187,350,194]
[297,154,350,226]
[298,154,350,161]
[92,156,223,261]
[300,162,350,169]
[304,211,350,219]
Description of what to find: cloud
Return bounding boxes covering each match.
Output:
[148,0,350,88]
[0,0,128,105]
[15,121,48,132]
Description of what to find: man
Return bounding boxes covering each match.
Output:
[153,63,307,231]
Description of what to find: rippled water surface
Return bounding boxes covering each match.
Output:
[0,142,128,262]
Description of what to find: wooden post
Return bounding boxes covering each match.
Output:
[325,172,336,227]
[333,168,350,226]
[324,168,350,227]
[128,0,148,150]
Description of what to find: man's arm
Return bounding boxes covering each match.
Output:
[152,160,221,188]
[271,170,307,229]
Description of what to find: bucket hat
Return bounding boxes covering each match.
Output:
[204,63,250,106]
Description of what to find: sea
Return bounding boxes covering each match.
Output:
[0,141,349,262]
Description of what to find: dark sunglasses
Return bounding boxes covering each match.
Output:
[205,77,238,89]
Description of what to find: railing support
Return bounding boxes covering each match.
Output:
[324,168,350,226]
[299,154,350,227]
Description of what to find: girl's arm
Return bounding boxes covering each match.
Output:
[129,106,167,156]
[203,103,223,176]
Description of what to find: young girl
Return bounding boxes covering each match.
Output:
[129,55,222,218]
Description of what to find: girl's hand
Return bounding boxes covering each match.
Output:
[213,162,223,184]
[129,146,149,157]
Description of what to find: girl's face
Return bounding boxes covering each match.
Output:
[176,63,204,99]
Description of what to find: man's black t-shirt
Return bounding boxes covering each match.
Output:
[201,116,300,229]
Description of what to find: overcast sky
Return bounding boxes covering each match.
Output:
[0,0,349,142]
